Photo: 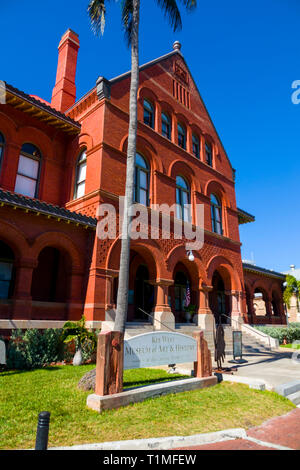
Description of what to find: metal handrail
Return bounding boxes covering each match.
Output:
[220,313,272,349]
[138,308,177,333]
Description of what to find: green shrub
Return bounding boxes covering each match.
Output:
[254,325,300,344]
[6,327,100,370]
[7,329,64,370]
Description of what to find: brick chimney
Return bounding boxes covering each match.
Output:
[51,29,80,113]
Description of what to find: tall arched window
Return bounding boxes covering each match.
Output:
[205,141,213,166]
[135,153,149,206]
[14,143,41,198]
[210,194,223,235]
[74,149,87,199]
[192,133,200,159]
[176,176,190,222]
[143,99,154,128]
[161,112,171,139]
[0,133,5,172]
[177,123,186,149]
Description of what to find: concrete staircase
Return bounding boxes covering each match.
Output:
[275,381,300,406]
[125,322,272,358]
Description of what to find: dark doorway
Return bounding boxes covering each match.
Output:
[31,247,70,302]
[0,241,15,300]
[174,270,190,323]
[133,265,154,322]
[210,271,230,325]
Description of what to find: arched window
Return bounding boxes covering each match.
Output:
[176,176,190,222]
[74,149,87,199]
[143,99,154,128]
[135,153,149,206]
[205,141,213,166]
[177,123,186,149]
[192,134,200,159]
[210,194,223,235]
[14,143,41,198]
[0,133,5,172]
[161,112,171,139]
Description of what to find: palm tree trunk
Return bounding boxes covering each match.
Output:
[114,0,140,333]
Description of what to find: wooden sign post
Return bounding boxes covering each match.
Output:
[95,330,124,396]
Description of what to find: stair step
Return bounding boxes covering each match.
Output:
[286,391,300,405]
[275,380,300,397]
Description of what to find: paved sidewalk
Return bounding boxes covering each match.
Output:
[176,408,300,450]
[163,347,300,390]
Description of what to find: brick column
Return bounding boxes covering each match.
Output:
[226,290,244,330]
[12,258,37,319]
[150,279,175,331]
[67,268,85,321]
[196,285,215,332]
[84,267,108,323]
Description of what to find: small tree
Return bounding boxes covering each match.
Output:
[61,316,97,365]
[283,275,300,309]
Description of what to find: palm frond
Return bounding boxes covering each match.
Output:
[121,0,134,47]
[88,0,108,36]
[179,0,197,11]
[155,0,183,32]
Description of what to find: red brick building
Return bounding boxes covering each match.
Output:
[0,30,286,335]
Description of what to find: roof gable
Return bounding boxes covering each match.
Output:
[109,47,234,178]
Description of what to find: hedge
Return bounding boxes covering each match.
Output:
[254,325,300,344]
[6,328,98,370]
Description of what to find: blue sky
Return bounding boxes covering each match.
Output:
[0,0,299,273]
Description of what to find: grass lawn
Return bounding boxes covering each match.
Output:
[0,365,295,450]
[280,343,300,349]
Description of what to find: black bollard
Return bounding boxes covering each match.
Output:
[35,411,50,450]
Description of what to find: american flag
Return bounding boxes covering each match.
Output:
[185,282,191,307]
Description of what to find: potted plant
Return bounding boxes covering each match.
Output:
[60,316,97,366]
[183,304,196,323]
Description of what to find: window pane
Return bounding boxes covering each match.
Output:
[206,142,212,165]
[76,181,85,199]
[215,207,221,222]
[139,170,148,190]
[176,203,182,220]
[14,174,37,198]
[184,205,190,222]
[210,194,220,206]
[144,100,154,128]
[18,155,39,179]
[176,187,181,205]
[77,163,86,184]
[136,153,148,169]
[78,150,86,163]
[216,222,222,235]
[178,124,186,148]
[192,135,200,158]
[176,176,189,191]
[139,189,148,206]
[21,143,41,159]
[162,113,171,139]
[182,191,189,205]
